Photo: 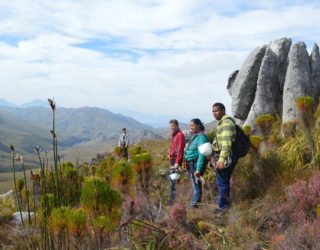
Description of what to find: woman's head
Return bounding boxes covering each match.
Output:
[190,118,205,133]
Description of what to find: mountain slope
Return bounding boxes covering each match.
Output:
[0,106,163,171]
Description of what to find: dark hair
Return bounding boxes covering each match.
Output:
[191,118,205,131]
[169,119,179,126]
[212,102,226,113]
[122,128,126,131]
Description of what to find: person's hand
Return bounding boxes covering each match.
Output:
[174,163,179,169]
[194,171,200,178]
[215,161,224,170]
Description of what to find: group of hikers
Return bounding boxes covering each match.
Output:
[168,102,238,213]
[118,102,238,213]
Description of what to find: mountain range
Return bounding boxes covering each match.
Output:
[0,99,163,172]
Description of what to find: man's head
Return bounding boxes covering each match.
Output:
[122,128,127,134]
[169,119,179,134]
[212,102,226,121]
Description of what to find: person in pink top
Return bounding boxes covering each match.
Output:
[167,119,186,205]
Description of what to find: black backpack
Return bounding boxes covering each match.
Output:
[226,118,250,158]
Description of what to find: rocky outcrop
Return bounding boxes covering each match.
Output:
[227,70,239,96]
[244,38,292,127]
[283,42,312,123]
[271,38,292,94]
[228,37,320,130]
[231,45,267,120]
[310,43,320,102]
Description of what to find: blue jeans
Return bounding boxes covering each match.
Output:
[187,160,202,206]
[216,154,238,209]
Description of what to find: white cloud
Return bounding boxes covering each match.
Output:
[0,0,320,124]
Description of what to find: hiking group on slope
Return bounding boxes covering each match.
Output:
[167,102,243,213]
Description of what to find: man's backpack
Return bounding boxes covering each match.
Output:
[227,118,250,158]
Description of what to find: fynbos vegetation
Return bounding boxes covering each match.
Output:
[1,95,320,249]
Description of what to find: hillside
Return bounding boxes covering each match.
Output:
[0,105,163,172]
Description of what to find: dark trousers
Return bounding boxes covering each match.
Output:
[216,154,238,209]
[168,158,176,201]
[187,160,202,206]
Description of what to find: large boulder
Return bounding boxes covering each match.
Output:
[227,70,239,96]
[282,42,312,123]
[231,45,267,120]
[244,38,292,127]
[269,37,292,94]
[310,43,320,102]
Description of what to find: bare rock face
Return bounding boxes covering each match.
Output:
[282,42,312,123]
[244,38,292,127]
[231,45,267,120]
[228,37,320,132]
[227,70,239,96]
[269,37,292,94]
[310,43,320,102]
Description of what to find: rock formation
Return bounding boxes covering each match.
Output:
[283,42,312,123]
[231,45,267,120]
[229,37,320,130]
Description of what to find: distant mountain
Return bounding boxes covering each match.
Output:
[0,105,163,171]
[20,99,48,108]
[108,107,190,128]
[0,99,16,108]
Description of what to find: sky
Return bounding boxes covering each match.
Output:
[0,0,320,124]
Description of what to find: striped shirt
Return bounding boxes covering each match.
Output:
[212,115,236,163]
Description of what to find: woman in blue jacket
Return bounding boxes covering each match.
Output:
[184,118,208,208]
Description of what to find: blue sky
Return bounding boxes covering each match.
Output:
[0,0,320,124]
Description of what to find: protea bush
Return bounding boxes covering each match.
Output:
[296,96,314,124]
[295,96,318,167]
[256,114,275,141]
[80,176,122,248]
[249,135,263,150]
[112,159,134,194]
[61,162,81,206]
[48,206,71,249]
[242,125,252,136]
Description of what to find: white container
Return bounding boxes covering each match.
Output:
[198,142,212,156]
[170,172,181,181]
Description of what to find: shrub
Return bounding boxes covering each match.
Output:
[80,176,122,216]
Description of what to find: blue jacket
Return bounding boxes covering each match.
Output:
[184,133,208,172]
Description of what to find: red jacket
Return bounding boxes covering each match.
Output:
[169,130,186,165]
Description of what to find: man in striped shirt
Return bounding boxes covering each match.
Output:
[212,103,238,212]
[167,119,186,205]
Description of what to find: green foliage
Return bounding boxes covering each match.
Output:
[249,135,263,149]
[296,96,314,112]
[67,208,87,236]
[97,156,116,182]
[80,176,122,216]
[114,146,122,155]
[131,153,152,172]
[112,159,134,192]
[242,125,252,136]
[0,199,14,225]
[128,146,147,156]
[60,162,81,206]
[48,206,71,234]
[280,131,315,168]
[16,178,25,192]
[256,114,275,137]
[282,121,298,137]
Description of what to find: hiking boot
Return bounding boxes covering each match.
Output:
[214,207,228,215]
[188,204,199,209]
